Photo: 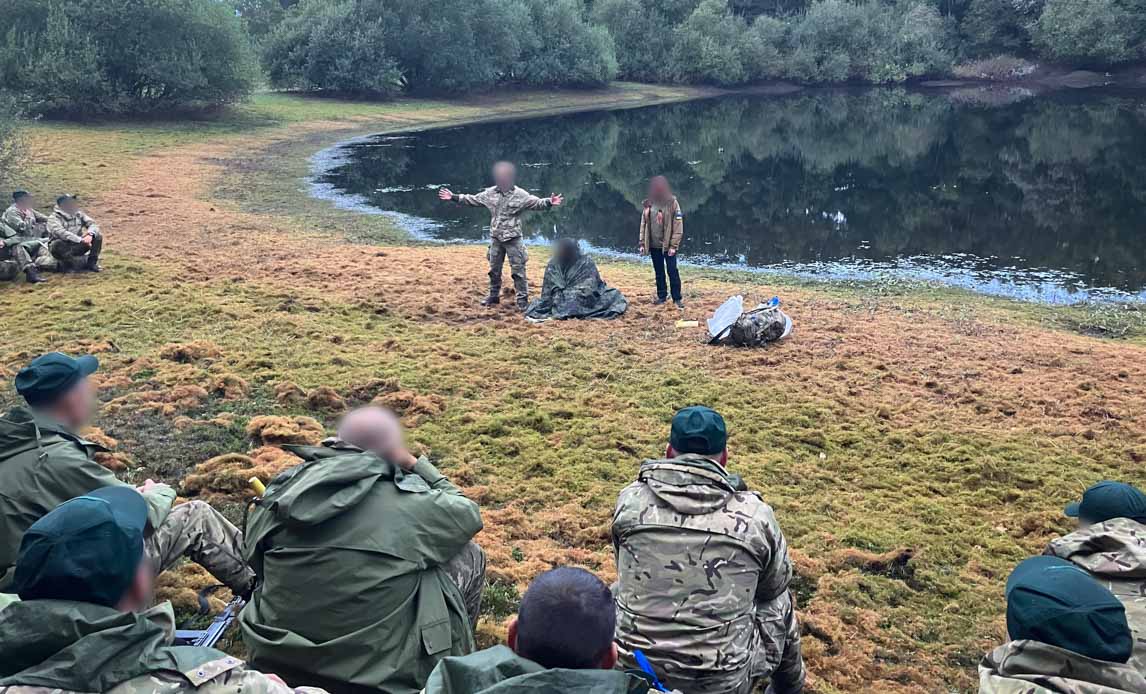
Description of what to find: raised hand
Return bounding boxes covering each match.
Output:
[550,194,564,207]
[438,188,454,201]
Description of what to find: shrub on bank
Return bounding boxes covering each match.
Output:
[0,0,257,117]
[262,0,404,97]
[1032,0,1144,65]
[0,95,23,184]
[511,0,619,87]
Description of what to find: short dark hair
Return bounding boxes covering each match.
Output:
[516,567,615,670]
[12,190,29,201]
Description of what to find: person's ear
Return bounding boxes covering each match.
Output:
[599,642,619,670]
[117,561,153,613]
[506,617,519,654]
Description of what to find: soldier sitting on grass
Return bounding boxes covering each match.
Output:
[612,406,805,694]
[0,352,255,599]
[1043,481,1146,675]
[424,566,670,693]
[978,556,1146,693]
[46,194,103,273]
[0,191,50,284]
[0,487,326,693]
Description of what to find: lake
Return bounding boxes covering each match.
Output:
[312,88,1146,304]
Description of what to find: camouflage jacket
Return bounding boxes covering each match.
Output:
[0,599,326,693]
[46,207,99,244]
[455,186,552,242]
[1045,518,1146,676]
[978,640,1146,693]
[2,205,48,239]
[612,455,793,693]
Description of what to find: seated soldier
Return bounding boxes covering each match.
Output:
[613,406,805,694]
[424,566,658,693]
[0,487,325,693]
[979,556,1146,693]
[0,352,254,598]
[241,406,486,694]
[0,192,48,283]
[1044,481,1146,674]
[46,194,102,272]
[524,239,628,322]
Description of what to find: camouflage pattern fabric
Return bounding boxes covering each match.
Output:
[1045,518,1146,676]
[440,541,487,630]
[47,207,102,269]
[1,205,49,238]
[488,237,529,303]
[978,640,1146,693]
[455,186,552,243]
[0,242,33,274]
[0,601,326,694]
[145,501,255,597]
[727,307,789,347]
[612,455,804,694]
[0,259,16,281]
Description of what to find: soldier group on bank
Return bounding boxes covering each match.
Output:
[0,191,103,284]
[0,352,1143,694]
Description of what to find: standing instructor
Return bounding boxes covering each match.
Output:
[439,162,562,311]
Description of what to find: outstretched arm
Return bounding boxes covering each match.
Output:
[440,188,490,208]
[521,193,562,211]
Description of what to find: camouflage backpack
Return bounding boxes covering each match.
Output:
[727,307,789,346]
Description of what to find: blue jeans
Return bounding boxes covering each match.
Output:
[650,247,681,302]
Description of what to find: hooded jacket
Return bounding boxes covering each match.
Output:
[612,455,793,693]
[1045,518,1146,676]
[0,406,175,589]
[421,645,650,694]
[0,599,321,693]
[979,640,1146,693]
[240,441,483,694]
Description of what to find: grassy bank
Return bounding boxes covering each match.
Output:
[4,87,1146,693]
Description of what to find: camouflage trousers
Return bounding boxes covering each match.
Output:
[488,237,529,303]
[753,591,805,694]
[145,500,255,596]
[50,229,102,271]
[442,540,487,631]
[0,239,43,275]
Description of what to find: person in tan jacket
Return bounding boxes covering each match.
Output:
[638,176,684,308]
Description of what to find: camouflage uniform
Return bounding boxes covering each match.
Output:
[146,501,255,601]
[0,600,326,694]
[0,213,51,278]
[612,454,805,694]
[1045,518,1146,676]
[978,640,1146,693]
[46,206,102,271]
[454,186,554,305]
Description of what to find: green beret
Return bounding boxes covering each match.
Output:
[670,406,727,456]
[15,352,99,407]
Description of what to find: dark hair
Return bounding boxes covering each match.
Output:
[56,195,74,206]
[12,191,28,201]
[516,567,616,670]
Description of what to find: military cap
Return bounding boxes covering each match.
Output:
[1005,555,1133,663]
[670,406,728,456]
[15,352,99,406]
[12,191,29,201]
[13,486,148,607]
[1065,481,1146,524]
[56,194,79,206]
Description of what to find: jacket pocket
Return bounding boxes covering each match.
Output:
[421,617,452,656]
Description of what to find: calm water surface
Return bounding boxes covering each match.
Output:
[313,89,1146,304]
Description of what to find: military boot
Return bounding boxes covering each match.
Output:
[24,267,47,284]
[480,295,500,307]
[516,298,529,312]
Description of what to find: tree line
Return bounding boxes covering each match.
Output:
[0,0,1142,119]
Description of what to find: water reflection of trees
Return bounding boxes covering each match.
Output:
[323,90,1146,291]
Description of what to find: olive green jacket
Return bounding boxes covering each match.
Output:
[422,645,651,693]
[0,600,323,693]
[979,640,1146,693]
[0,406,175,589]
[240,442,483,694]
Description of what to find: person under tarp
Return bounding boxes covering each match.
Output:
[525,239,628,322]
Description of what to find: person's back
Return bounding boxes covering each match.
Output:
[423,567,650,694]
[241,413,484,694]
[613,407,803,694]
[0,486,319,694]
[978,556,1146,694]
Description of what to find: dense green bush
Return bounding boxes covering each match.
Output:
[0,0,256,117]
[671,0,751,84]
[591,0,677,82]
[511,0,618,86]
[262,0,403,96]
[1032,0,1143,64]
[0,95,23,183]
